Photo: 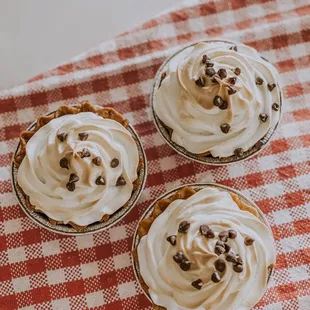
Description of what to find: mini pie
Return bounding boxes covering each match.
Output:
[154,40,282,159]
[134,186,276,310]
[14,101,143,231]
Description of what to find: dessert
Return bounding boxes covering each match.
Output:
[14,101,144,230]
[134,186,276,310]
[153,40,282,159]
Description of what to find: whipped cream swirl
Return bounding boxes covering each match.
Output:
[154,41,281,157]
[17,112,139,226]
[137,187,276,310]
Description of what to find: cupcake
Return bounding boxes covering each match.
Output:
[133,184,276,310]
[13,101,146,232]
[152,40,282,164]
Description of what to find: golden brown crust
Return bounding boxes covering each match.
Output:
[230,193,259,218]
[14,100,143,231]
[133,186,263,309]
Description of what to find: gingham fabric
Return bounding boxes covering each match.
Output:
[1,0,310,309]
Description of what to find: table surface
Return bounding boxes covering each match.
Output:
[0,0,179,91]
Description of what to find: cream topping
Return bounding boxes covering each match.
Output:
[137,188,276,310]
[17,112,139,226]
[154,41,281,157]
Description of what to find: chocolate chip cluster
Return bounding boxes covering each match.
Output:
[171,221,191,271]
[195,48,242,105]
[193,45,279,158]
[196,57,237,96]
[211,229,243,282]
[57,132,126,191]
[166,221,255,290]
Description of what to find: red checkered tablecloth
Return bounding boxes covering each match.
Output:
[1,0,310,309]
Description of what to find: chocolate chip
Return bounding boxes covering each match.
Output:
[220,124,230,134]
[272,102,280,111]
[228,77,237,85]
[256,77,264,85]
[211,77,219,84]
[259,113,268,122]
[228,87,237,95]
[180,259,191,271]
[78,132,88,141]
[192,279,203,290]
[215,246,225,256]
[226,251,237,263]
[195,77,205,87]
[211,272,221,283]
[69,173,79,183]
[167,235,177,246]
[236,255,243,265]
[92,156,102,166]
[173,252,184,264]
[83,148,91,157]
[60,158,69,169]
[234,148,244,157]
[228,229,237,239]
[255,140,264,149]
[267,83,276,92]
[216,240,225,248]
[116,176,126,186]
[230,45,238,52]
[206,67,216,77]
[219,100,228,110]
[206,229,215,239]
[95,176,106,186]
[224,243,231,253]
[57,133,67,142]
[66,182,75,192]
[202,54,209,64]
[244,236,255,246]
[218,231,229,242]
[199,225,210,235]
[159,72,167,88]
[206,62,214,67]
[178,221,190,233]
[214,259,226,272]
[233,264,243,273]
[218,68,227,79]
[213,95,223,107]
[234,67,241,76]
[78,148,91,158]
[110,158,119,168]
